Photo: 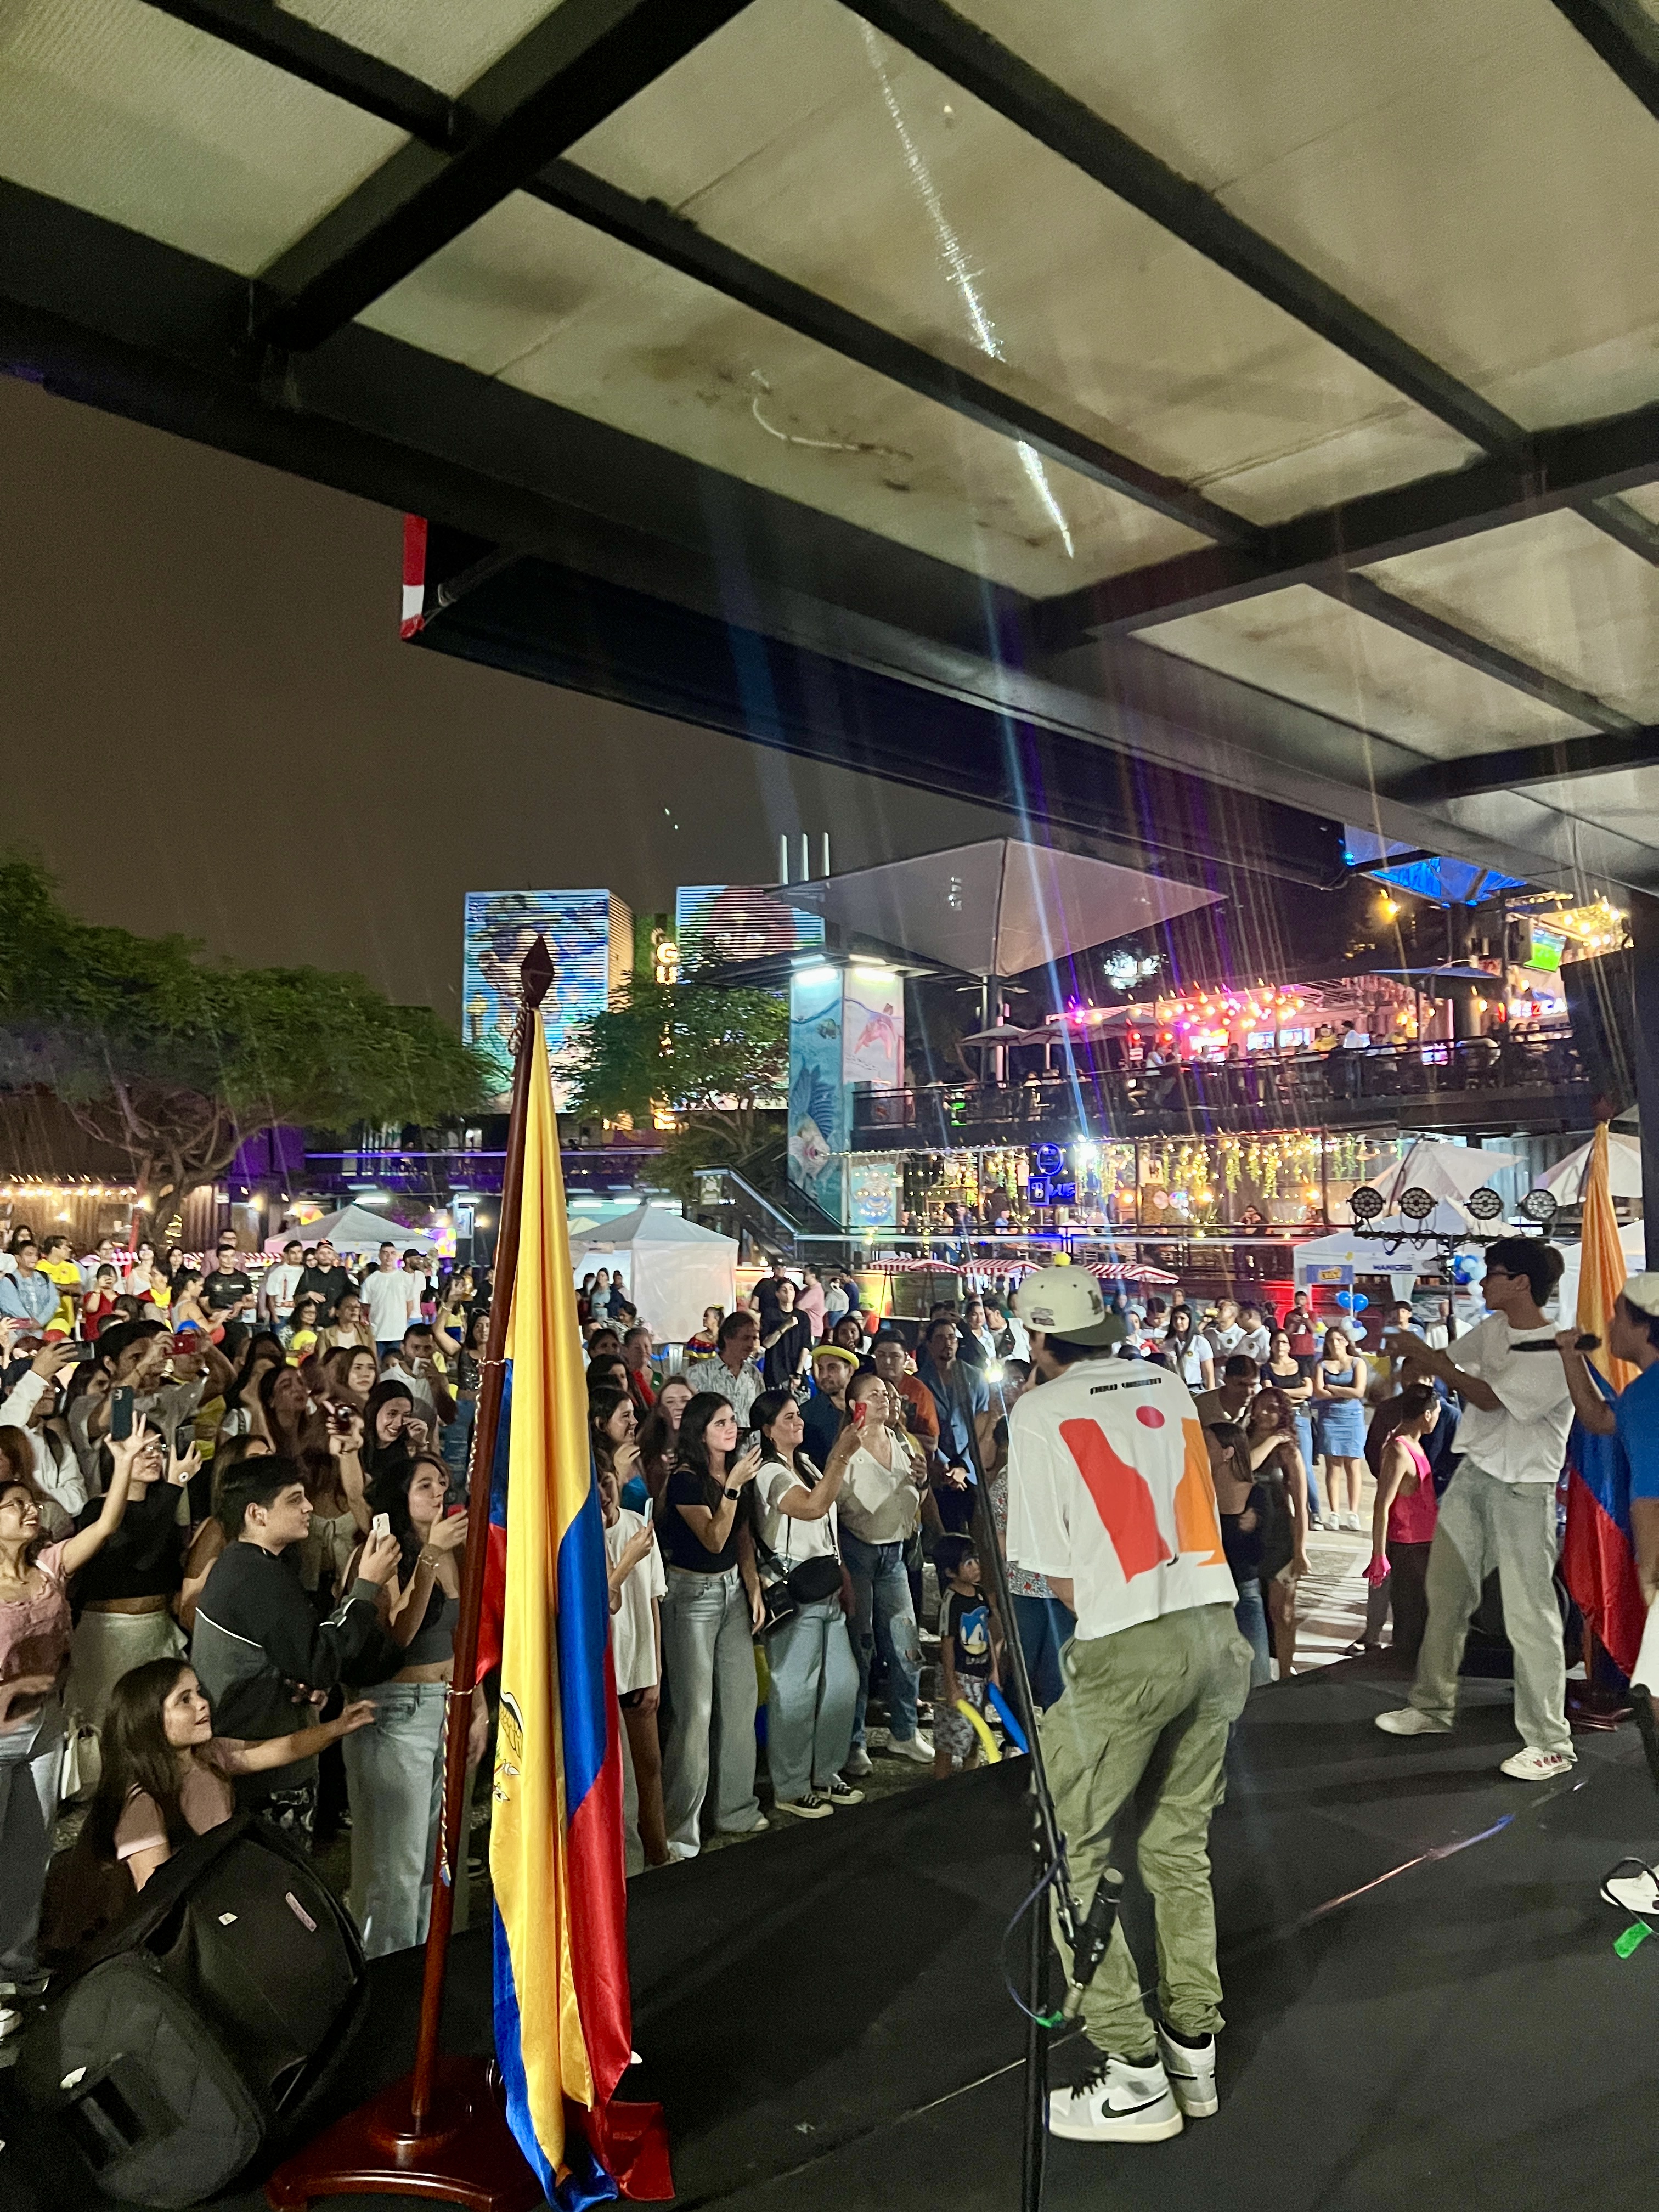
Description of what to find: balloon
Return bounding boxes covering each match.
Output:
[1334,1289,1353,1308]
[1350,1294,1369,1312]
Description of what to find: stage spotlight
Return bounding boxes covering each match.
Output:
[1466,1187,1504,1222]
[1398,1186,1436,1221]
[1520,1188,1559,1226]
[1350,1186,1384,1223]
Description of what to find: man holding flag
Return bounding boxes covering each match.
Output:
[1556,1274,1659,1916]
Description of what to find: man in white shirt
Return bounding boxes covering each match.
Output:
[1375,1238,1575,1778]
[682,1312,766,1427]
[1234,1304,1271,1365]
[363,1242,419,1358]
[1007,1265,1249,2146]
[1203,1299,1244,1361]
[262,1238,306,1330]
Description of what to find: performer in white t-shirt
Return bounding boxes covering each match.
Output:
[1006,1263,1249,2147]
[1374,1237,1576,1778]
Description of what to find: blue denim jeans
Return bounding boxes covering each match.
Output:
[765,1595,858,1801]
[1011,1593,1075,1711]
[1232,1573,1272,1688]
[840,1530,921,1748]
[1295,1411,1322,1520]
[440,1395,476,1494]
[340,1679,447,1960]
[660,1566,760,1852]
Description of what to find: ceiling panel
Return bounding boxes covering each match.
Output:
[1623,483,1659,529]
[1361,509,1659,720]
[0,0,403,274]
[357,191,1211,596]
[279,0,566,100]
[958,0,1659,433]
[566,0,1476,528]
[1515,762,1659,839]
[1137,584,1600,761]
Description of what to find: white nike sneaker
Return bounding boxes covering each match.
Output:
[1600,1859,1659,1913]
[1375,1706,1451,1736]
[1498,1746,1575,1781]
[1048,2054,1183,2143]
[1155,2028,1218,2118]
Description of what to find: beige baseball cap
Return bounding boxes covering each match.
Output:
[1621,1273,1659,1318]
[1014,1263,1126,1348]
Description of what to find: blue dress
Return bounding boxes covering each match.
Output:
[1315,1364,1367,1455]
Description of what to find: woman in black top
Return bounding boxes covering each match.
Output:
[1206,1421,1270,1688]
[658,1394,765,1857]
[62,1424,201,1736]
[337,1451,479,1958]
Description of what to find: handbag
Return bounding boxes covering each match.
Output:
[59,1710,103,1806]
[751,1458,844,1635]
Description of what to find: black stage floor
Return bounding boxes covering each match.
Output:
[8,1660,1658,2212]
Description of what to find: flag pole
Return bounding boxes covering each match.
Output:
[267,939,553,2212]
[411,933,555,2125]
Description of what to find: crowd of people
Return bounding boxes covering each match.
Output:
[0,1224,495,2040]
[6,1212,1652,2141]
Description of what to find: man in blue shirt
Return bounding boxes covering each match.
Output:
[916,1317,992,1534]
[1557,1271,1659,1914]
[0,1242,58,1331]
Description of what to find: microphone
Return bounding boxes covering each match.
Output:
[1062,1869,1124,2016]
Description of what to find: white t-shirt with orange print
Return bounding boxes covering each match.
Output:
[1006,1356,1235,1642]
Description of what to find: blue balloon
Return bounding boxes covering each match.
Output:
[1350,1293,1369,1312]
[1334,1289,1353,1307]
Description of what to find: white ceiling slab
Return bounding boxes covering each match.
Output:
[279,0,565,100]
[0,0,403,274]
[1515,763,1659,839]
[1137,584,1600,761]
[957,0,1659,432]
[1362,509,1659,721]
[568,0,1477,527]
[359,191,1211,596]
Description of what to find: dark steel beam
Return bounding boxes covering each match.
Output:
[1324,572,1638,737]
[154,0,1247,540]
[525,161,1252,543]
[138,0,459,144]
[850,0,1524,455]
[1037,398,1659,645]
[1553,0,1659,121]
[1386,724,1659,804]
[256,0,755,351]
[1579,493,1659,564]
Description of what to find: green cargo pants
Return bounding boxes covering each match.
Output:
[1040,1602,1251,2058]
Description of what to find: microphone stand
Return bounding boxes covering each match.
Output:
[952,1362,1092,2212]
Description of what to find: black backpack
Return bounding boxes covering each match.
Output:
[17,1812,368,2207]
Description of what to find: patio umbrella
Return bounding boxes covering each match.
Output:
[1541,1131,1643,1203]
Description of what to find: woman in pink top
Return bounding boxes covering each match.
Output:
[1368,1384,1442,1668]
[0,1418,145,1997]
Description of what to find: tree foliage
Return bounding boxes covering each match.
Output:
[0,859,491,1228]
[566,974,789,1155]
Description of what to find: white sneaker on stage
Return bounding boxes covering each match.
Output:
[1155,2029,1218,2118]
[1499,1747,1575,1781]
[1048,2055,1184,2143]
[1374,1706,1450,1736]
[887,1731,934,1764]
[1601,1859,1659,1913]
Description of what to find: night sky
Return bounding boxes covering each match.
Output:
[0,373,1014,1024]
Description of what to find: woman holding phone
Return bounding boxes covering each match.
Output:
[836,1368,932,1774]
[657,1393,765,1858]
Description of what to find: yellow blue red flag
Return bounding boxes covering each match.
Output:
[487,1013,639,2206]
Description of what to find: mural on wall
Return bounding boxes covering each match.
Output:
[462,889,631,1107]
[676,885,823,969]
[842,970,904,1091]
[788,966,846,1218]
[845,1157,900,1231]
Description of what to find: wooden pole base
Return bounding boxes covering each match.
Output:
[264,2055,544,2212]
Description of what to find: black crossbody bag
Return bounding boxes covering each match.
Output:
[752,1457,844,1635]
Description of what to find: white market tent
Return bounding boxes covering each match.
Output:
[1292,1229,1455,1301]
[263,1204,440,1259]
[569,1205,737,1343]
[1541,1131,1645,1203]
[1554,1218,1648,1327]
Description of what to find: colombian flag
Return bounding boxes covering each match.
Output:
[1562,1124,1647,1677]
[487,1013,669,2205]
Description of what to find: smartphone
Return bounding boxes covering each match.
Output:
[851,1399,868,1429]
[328,1405,352,1435]
[370,1511,391,1541]
[110,1385,135,1442]
[642,1494,654,1525]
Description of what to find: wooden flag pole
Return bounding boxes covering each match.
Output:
[267,939,554,2212]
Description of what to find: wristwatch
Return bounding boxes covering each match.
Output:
[723,1486,742,1503]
